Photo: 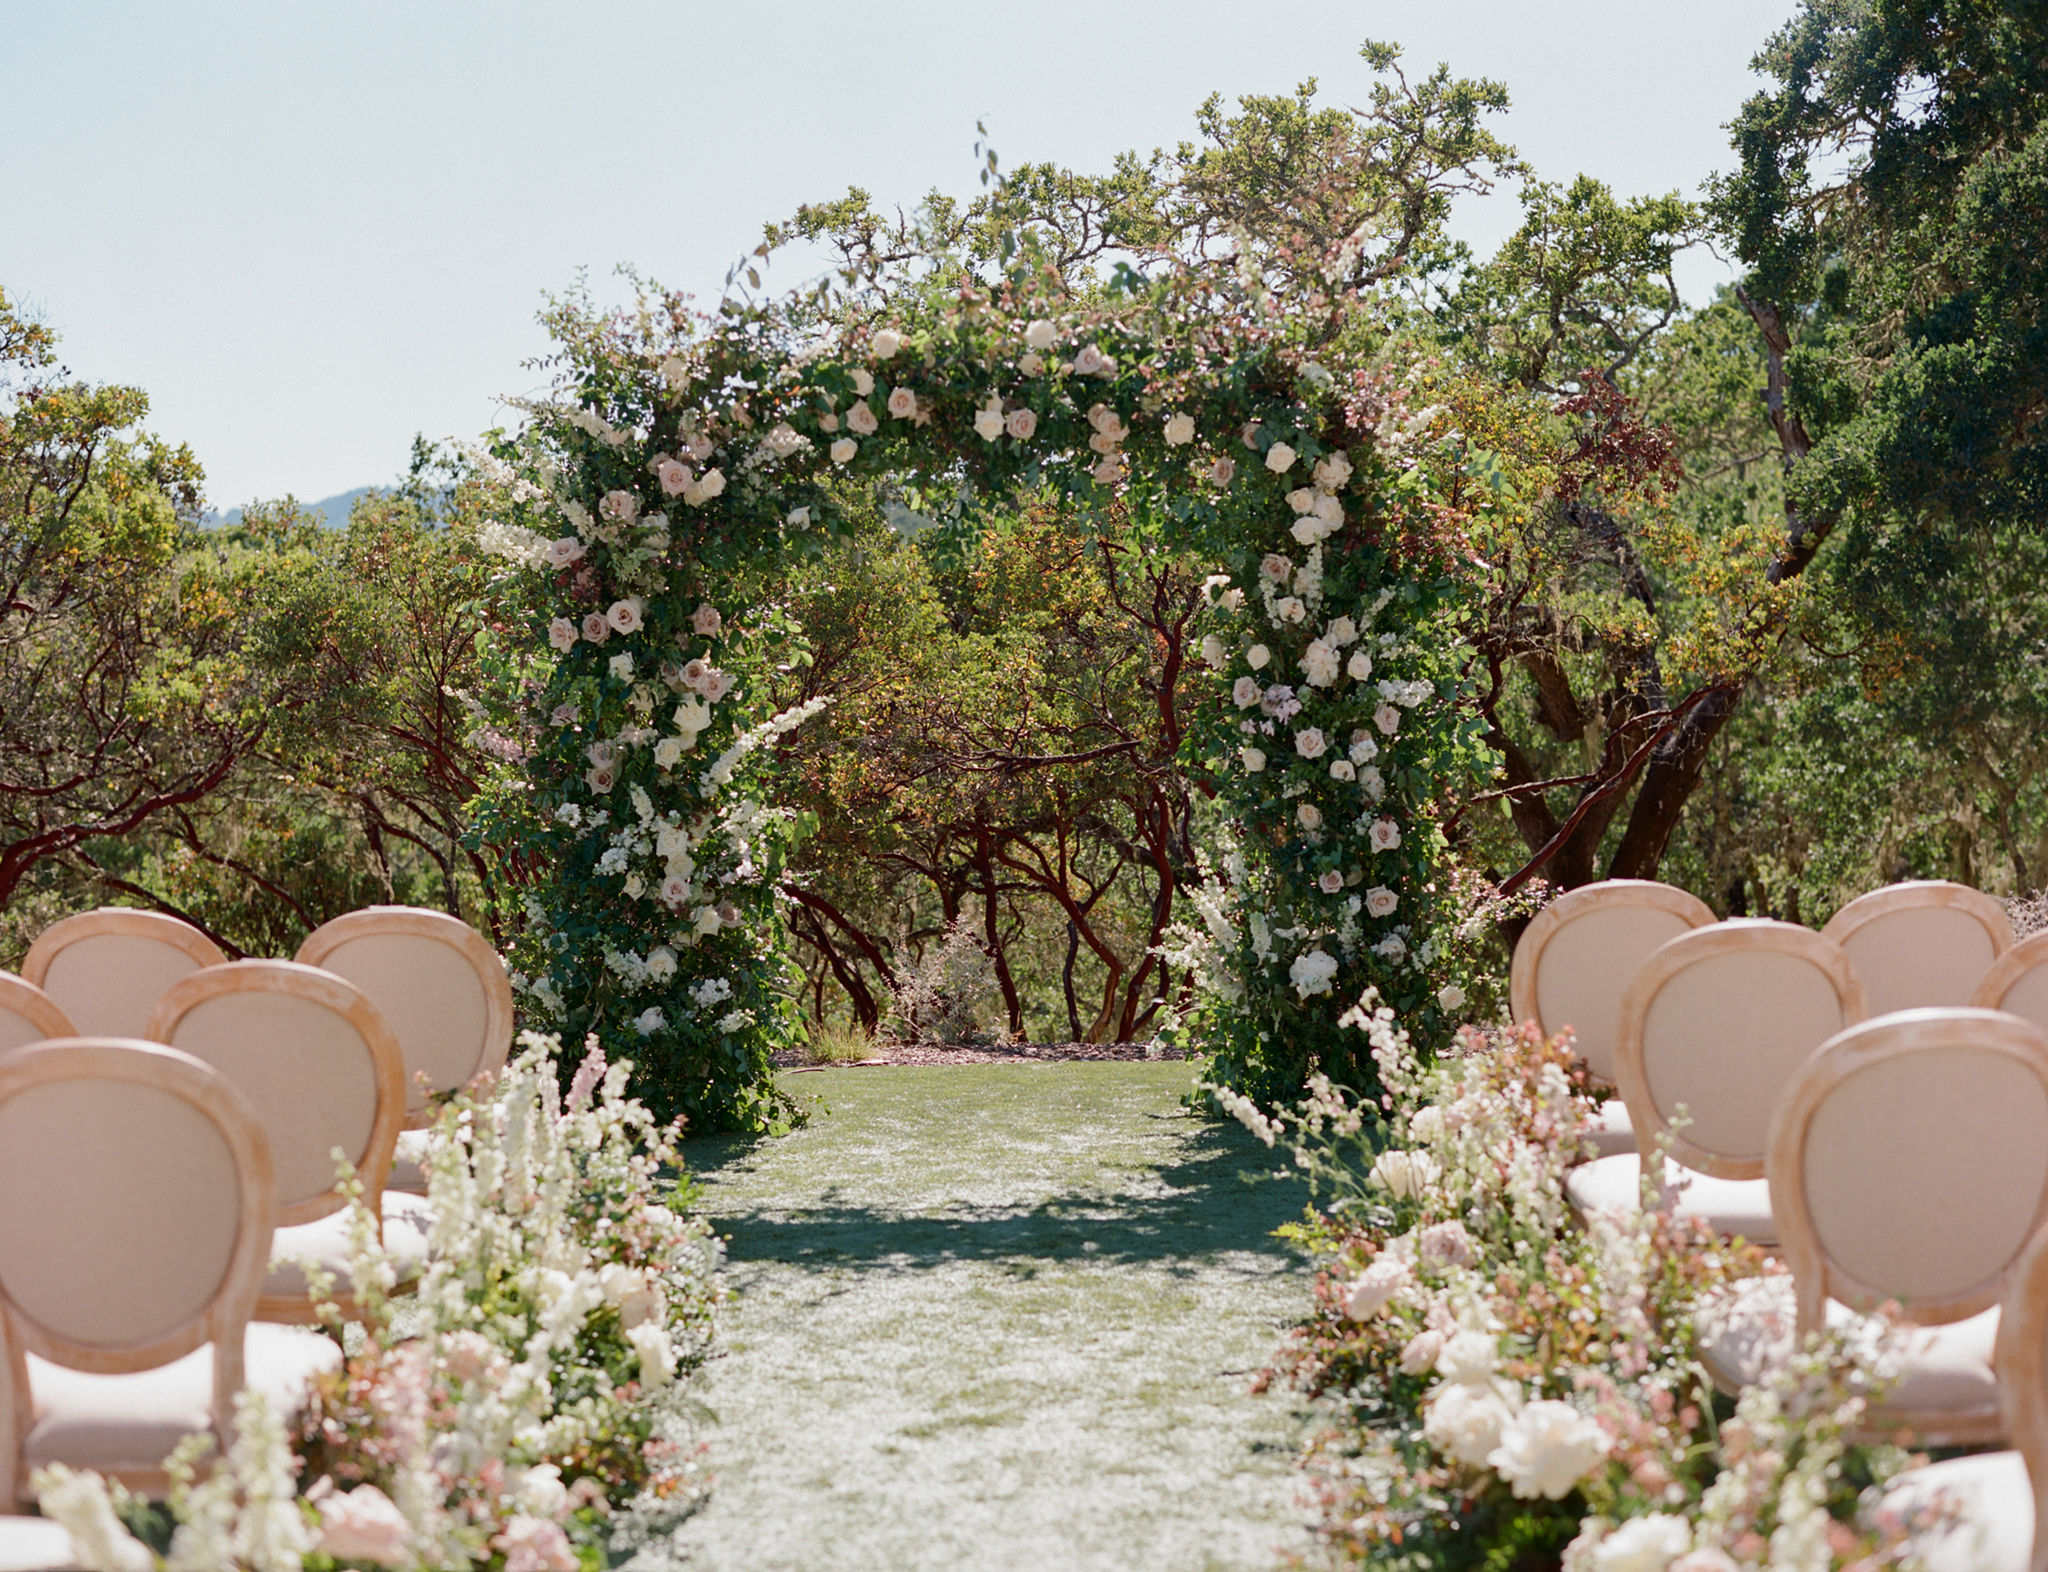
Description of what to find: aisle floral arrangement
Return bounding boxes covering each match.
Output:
[1222,996,1935,1571]
[31,1032,724,1572]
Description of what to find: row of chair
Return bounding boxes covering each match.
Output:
[0,905,515,1550]
[1510,878,2048,1567]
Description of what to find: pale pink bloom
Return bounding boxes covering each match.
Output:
[1005,407,1038,440]
[1232,677,1262,709]
[686,467,725,503]
[692,603,723,636]
[871,329,903,360]
[973,406,1005,441]
[546,536,584,568]
[1245,643,1270,670]
[1163,412,1196,446]
[717,901,741,924]
[1073,344,1107,375]
[704,670,735,702]
[441,1330,502,1384]
[1239,746,1267,774]
[1370,818,1401,852]
[885,386,917,419]
[1420,1220,1475,1267]
[852,369,875,397]
[1297,803,1323,831]
[1365,886,1398,918]
[846,400,879,435]
[656,458,693,496]
[1090,453,1124,484]
[550,702,578,726]
[317,1484,411,1566]
[1265,442,1297,473]
[685,432,716,461]
[1208,456,1235,486]
[681,658,711,690]
[1375,703,1402,736]
[661,874,691,907]
[1018,351,1046,377]
[1318,870,1344,895]
[1294,727,1327,759]
[1275,595,1307,623]
[830,437,858,464]
[1260,553,1292,583]
[586,764,615,793]
[581,613,610,645]
[1023,319,1057,351]
[600,489,638,522]
[495,1516,579,1572]
[548,618,578,652]
[607,598,644,634]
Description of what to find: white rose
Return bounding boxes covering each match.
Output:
[1347,648,1373,681]
[1423,1379,1520,1467]
[546,536,585,567]
[653,736,683,769]
[1301,640,1340,687]
[1275,595,1307,624]
[1296,803,1323,831]
[692,603,723,636]
[1233,676,1262,709]
[1294,727,1327,759]
[1239,746,1267,774]
[1264,442,1297,473]
[1023,319,1057,351]
[846,400,879,435]
[548,618,578,652]
[1375,703,1402,736]
[1246,643,1271,671]
[1286,486,1316,515]
[1164,412,1196,446]
[886,386,917,419]
[1005,407,1038,440]
[1368,1149,1440,1199]
[830,437,858,465]
[607,654,634,682]
[1587,1515,1692,1572]
[1201,633,1227,668]
[1370,818,1401,852]
[607,598,644,633]
[1342,1256,1412,1321]
[1326,616,1357,646]
[1208,456,1235,486]
[1318,870,1344,894]
[626,1321,677,1388]
[1365,886,1398,918]
[1435,1329,1499,1385]
[645,945,677,980]
[1437,984,1467,1013]
[871,329,902,360]
[1019,351,1046,377]
[1329,759,1355,781]
[1073,344,1107,375]
[581,613,610,645]
[1289,516,1325,547]
[973,406,1005,441]
[1289,947,1339,998]
[1360,765,1385,800]
[852,369,875,396]
[632,1007,665,1036]
[1314,451,1353,490]
[1399,1327,1447,1376]
[1488,1400,1611,1501]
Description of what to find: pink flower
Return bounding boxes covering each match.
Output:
[546,536,584,568]
[1004,407,1037,440]
[886,386,917,419]
[1260,553,1291,583]
[1232,676,1261,709]
[692,603,723,636]
[656,458,693,496]
[1369,818,1401,852]
[548,618,577,652]
[600,489,638,523]
[495,1516,579,1572]
[681,658,711,691]
[586,764,615,793]
[580,613,610,645]
[846,400,879,435]
[1073,344,1108,375]
[661,874,691,906]
[1318,870,1344,895]
[1365,885,1398,918]
[1208,456,1236,486]
[316,1484,411,1566]
[606,598,644,634]
[704,670,735,702]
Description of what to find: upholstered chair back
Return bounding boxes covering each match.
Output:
[296,907,513,1125]
[1509,879,1716,1086]
[20,911,226,1041]
[1615,919,1864,1180]
[1822,881,2013,1020]
[0,975,74,1055]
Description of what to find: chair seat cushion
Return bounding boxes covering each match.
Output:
[0,1518,81,1571]
[25,1323,341,1473]
[265,1191,433,1301]
[1880,1449,2032,1572]
[1584,1099,1634,1158]
[1696,1275,2001,1430]
[1563,1153,1776,1243]
[386,1127,432,1194]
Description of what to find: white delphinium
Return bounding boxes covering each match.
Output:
[31,1466,153,1571]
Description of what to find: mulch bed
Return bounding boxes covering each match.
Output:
[773,1040,1185,1072]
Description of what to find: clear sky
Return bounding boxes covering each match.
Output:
[2,1,1794,510]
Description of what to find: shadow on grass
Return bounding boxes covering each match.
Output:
[697,1121,1313,1276]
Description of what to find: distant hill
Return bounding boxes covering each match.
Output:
[207,485,379,530]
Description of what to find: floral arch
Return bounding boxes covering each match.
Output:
[470,264,1493,1130]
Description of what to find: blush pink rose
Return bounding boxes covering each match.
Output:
[580,613,610,645]
[656,458,693,496]
[316,1484,411,1566]
[600,489,638,523]
[691,603,723,636]
[495,1516,579,1572]
[885,387,917,419]
[1004,407,1037,440]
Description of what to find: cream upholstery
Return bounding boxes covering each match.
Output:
[265,1192,432,1300]
[0,1038,332,1500]
[1698,1275,2000,1435]
[1884,1451,2032,1572]
[1585,1100,1634,1159]
[1823,880,2013,1019]
[19,912,225,1042]
[1509,880,1714,1089]
[1975,932,2048,1041]
[0,977,73,1058]
[0,1518,81,1571]
[296,907,513,1125]
[23,1324,339,1472]
[1564,1155,1775,1243]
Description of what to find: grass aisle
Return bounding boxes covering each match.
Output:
[674,1060,1314,1572]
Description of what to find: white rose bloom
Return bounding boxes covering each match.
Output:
[1437,983,1468,1013]
[1313,451,1353,490]
[1368,1149,1440,1198]
[1586,1514,1691,1572]
[1073,344,1107,375]
[973,406,1005,441]
[1347,648,1374,682]
[1239,746,1267,774]
[632,1007,666,1037]
[1318,870,1344,894]
[1400,1327,1447,1376]
[607,598,644,634]
[1374,933,1409,963]
[1342,1255,1412,1321]
[1200,633,1227,668]
[764,422,805,458]
[1375,703,1402,736]
[689,467,726,503]
[547,536,586,567]
[1360,765,1385,800]
[852,369,875,396]
[788,505,811,527]
[1005,407,1038,440]
[1488,1400,1611,1501]
[1365,886,1398,918]
[1313,492,1343,524]
[1423,1380,1520,1468]
[1023,318,1057,351]
[1264,442,1297,473]
[871,329,902,360]
[1370,818,1402,852]
[548,618,578,652]
[846,400,879,435]
[1289,947,1339,998]
[886,386,917,419]
[1435,1329,1500,1385]
[1294,727,1327,759]
[1164,412,1196,446]
[1246,643,1271,671]
[1329,759,1356,782]
[1349,733,1379,764]
[1297,803,1323,831]
[1019,351,1046,377]
[626,1321,678,1388]
[645,945,677,981]
[1289,517,1325,547]
[1285,486,1316,515]
[608,654,634,682]
[830,437,858,465]
[1301,640,1340,687]
[1326,616,1357,646]
[1232,676,1262,709]
[653,737,683,769]
[1276,596,1307,624]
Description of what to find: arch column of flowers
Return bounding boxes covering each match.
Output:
[469,267,1492,1129]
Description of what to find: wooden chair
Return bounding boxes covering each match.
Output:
[1973,932,2048,1037]
[295,907,513,1194]
[19,912,225,1042]
[1510,879,1716,1157]
[1699,1007,2048,1448]
[1821,880,2013,1020]
[1878,1215,2048,1572]
[0,1038,340,1502]
[145,962,429,1322]
[1562,919,1864,1244]
[0,979,73,1058]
